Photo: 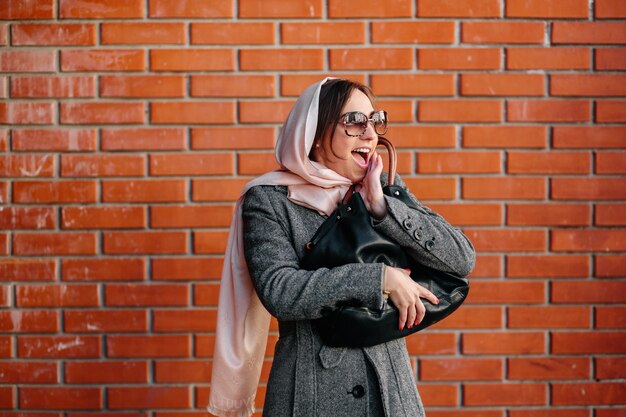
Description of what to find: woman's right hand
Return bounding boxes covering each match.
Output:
[384,266,439,331]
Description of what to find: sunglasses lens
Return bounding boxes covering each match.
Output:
[344,112,368,136]
[373,111,388,135]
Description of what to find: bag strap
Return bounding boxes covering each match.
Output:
[377,137,397,186]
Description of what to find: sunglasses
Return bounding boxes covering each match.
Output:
[339,110,388,137]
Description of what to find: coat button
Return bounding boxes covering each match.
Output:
[413,230,422,241]
[349,385,365,398]
[402,219,414,230]
[425,240,435,251]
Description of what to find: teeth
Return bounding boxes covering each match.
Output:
[353,148,370,154]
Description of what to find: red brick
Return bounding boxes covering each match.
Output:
[469,255,502,278]
[100,75,184,98]
[0,0,54,19]
[16,284,98,308]
[61,154,145,177]
[13,232,96,256]
[153,309,215,332]
[62,258,145,282]
[507,47,590,70]
[507,255,589,278]
[64,310,147,332]
[0,154,54,177]
[463,332,546,355]
[596,48,626,70]
[102,128,185,151]
[597,153,626,175]
[241,49,323,71]
[65,361,148,383]
[508,100,590,122]
[0,102,54,125]
[386,126,456,148]
[284,22,365,44]
[151,102,235,124]
[378,99,414,122]
[192,178,249,202]
[0,50,55,72]
[596,255,626,277]
[552,178,626,200]
[597,100,626,123]
[151,205,233,228]
[19,387,101,410]
[191,22,274,45]
[427,203,501,226]
[60,0,144,18]
[329,48,413,70]
[329,0,411,17]
[61,102,144,124]
[372,22,454,44]
[429,412,504,417]
[464,383,546,406]
[3,311,57,332]
[404,178,457,200]
[0,25,5,46]
[508,357,590,380]
[107,335,191,358]
[238,152,280,175]
[103,231,187,255]
[596,357,626,379]
[596,0,626,18]
[509,306,591,329]
[105,284,189,307]
[419,384,458,407]
[0,362,57,384]
[439,306,504,330]
[61,49,144,71]
[461,74,544,96]
[62,207,145,230]
[0,259,56,282]
[596,203,626,226]
[596,307,626,329]
[102,22,184,45]
[553,332,626,354]
[552,230,626,252]
[419,48,500,70]
[151,49,234,72]
[467,281,545,304]
[11,75,95,98]
[14,180,97,204]
[193,230,228,254]
[595,409,626,417]
[108,386,191,409]
[507,203,590,227]
[552,281,626,303]
[12,129,97,152]
[238,100,296,124]
[421,358,502,381]
[240,0,321,17]
[191,127,275,150]
[554,22,626,44]
[191,75,274,98]
[419,100,502,122]
[552,74,626,97]
[149,0,232,17]
[152,258,222,281]
[418,0,500,17]
[553,126,626,149]
[12,23,95,46]
[463,177,546,200]
[155,360,211,382]
[418,151,501,174]
[102,179,186,203]
[280,74,366,96]
[371,74,454,97]
[508,151,590,174]
[462,22,545,44]
[150,153,233,176]
[18,335,100,358]
[553,383,626,405]
[194,283,220,306]
[463,126,546,148]
[507,0,588,18]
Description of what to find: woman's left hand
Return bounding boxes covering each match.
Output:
[356,151,387,220]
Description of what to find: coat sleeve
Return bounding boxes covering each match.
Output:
[373,174,476,277]
[242,185,386,322]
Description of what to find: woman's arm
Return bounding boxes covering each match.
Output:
[242,185,386,322]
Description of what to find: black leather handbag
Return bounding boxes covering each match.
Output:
[300,137,469,348]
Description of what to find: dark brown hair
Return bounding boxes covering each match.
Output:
[313,79,377,151]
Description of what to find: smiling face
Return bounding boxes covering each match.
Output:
[311,89,378,183]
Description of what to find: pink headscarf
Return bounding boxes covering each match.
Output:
[208,78,353,417]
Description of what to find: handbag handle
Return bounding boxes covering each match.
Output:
[377,136,396,186]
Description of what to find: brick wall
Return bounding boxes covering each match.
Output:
[1,0,625,415]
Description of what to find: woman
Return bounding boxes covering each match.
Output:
[208,78,475,417]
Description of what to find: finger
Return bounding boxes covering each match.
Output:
[417,286,439,305]
[397,303,407,331]
[406,303,417,329]
[414,299,426,326]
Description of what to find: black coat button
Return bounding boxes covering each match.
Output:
[425,240,435,251]
[403,219,414,230]
[349,385,365,398]
[413,230,422,241]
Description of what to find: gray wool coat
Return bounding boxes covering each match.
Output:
[242,174,475,417]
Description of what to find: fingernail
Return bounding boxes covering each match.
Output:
[405,268,411,273]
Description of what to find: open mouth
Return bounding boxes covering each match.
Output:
[351,148,371,166]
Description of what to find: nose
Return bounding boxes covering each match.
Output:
[362,121,377,140]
